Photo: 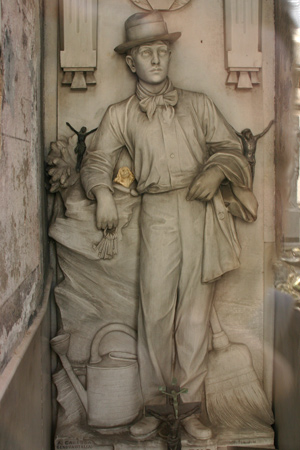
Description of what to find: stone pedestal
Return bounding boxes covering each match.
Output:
[55,426,274,450]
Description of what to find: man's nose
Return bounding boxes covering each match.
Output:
[151,50,160,64]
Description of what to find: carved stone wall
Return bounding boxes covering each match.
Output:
[0,0,52,449]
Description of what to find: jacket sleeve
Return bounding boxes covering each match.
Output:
[81,105,125,200]
[201,95,258,222]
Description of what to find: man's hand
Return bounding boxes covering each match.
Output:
[186,166,225,202]
[92,186,119,230]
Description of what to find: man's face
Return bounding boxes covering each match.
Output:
[126,41,171,86]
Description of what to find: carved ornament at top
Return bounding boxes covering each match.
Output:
[59,0,98,90]
[130,0,191,11]
[224,0,262,89]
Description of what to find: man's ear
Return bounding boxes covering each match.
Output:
[126,55,136,73]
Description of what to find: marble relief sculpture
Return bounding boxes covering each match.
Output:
[49,10,274,450]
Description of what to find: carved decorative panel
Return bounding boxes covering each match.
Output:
[59,0,98,89]
[224,0,262,89]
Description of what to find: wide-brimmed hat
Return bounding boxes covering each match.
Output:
[114,11,181,54]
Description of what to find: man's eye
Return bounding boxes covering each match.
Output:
[159,49,167,55]
[141,50,151,56]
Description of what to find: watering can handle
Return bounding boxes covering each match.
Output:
[109,351,137,361]
[90,323,137,364]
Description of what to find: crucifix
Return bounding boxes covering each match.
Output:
[145,379,201,450]
[66,122,97,172]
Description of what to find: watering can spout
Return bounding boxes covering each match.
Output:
[50,334,88,411]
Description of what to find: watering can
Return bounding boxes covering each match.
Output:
[51,323,143,428]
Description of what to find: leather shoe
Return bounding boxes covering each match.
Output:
[182,416,212,440]
[130,416,161,440]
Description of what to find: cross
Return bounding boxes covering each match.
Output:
[145,379,201,450]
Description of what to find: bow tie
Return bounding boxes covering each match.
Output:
[136,80,178,122]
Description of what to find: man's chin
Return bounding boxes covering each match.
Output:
[148,76,168,85]
[138,76,169,92]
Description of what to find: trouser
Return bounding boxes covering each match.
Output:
[138,188,215,405]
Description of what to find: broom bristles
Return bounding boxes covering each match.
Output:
[206,379,274,430]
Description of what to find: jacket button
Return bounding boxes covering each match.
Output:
[170,153,175,158]
[218,212,225,220]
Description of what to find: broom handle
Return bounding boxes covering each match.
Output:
[210,305,223,334]
[210,305,230,349]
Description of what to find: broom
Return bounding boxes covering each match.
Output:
[205,305,274,432]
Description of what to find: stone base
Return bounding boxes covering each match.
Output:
[55,427,274,450]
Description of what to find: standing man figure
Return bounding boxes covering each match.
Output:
[81,11,258,441]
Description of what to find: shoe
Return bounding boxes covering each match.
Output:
[182,416,212,440]
[130,416,161,440]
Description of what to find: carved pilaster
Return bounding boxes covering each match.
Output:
[59,0,97,90]
[224,0,262,89]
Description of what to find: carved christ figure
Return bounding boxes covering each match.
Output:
[66,122,97,172]
[236,120,275,179]
[81,11,258,441]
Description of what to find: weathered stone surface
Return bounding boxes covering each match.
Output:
[0,0,44,371]
[0,275,52,450]
[0,267,42,370]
